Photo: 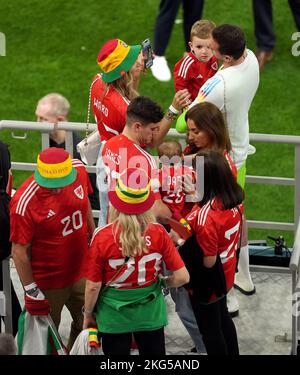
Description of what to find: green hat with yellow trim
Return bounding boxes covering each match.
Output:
[34,147,77,188]
[108,168,155,215]
[97,39,141,83]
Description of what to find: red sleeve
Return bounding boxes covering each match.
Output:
[113,106,127,135]
[85,233,105,283]
[108,94,128,135]
[159,226,185,271]
[9,210,35,245]
[174,61,190,93]
[195,216,218,257]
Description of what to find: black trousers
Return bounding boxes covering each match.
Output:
[154,0,205,56]
[101,328,166,355]
[189,294,239,355]
[253,0,300,51]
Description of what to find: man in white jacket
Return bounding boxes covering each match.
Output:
[192,24,260,316]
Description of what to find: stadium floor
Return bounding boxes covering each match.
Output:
[10,264,292,355]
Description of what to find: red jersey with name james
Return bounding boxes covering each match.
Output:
[86,222,184,288]
[102,134,160,195]
[186,199,243,295]
[9,160,93,290]
[91,74,129,142]
[174,53,218,101]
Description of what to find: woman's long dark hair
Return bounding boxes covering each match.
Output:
[193,150,244,209]
[185,102,231,153]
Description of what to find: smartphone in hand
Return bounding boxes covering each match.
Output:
[141,38,153,69]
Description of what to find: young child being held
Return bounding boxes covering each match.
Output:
[157,140,194,229]
[174,19,218,101]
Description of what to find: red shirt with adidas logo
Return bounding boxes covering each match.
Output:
[9,160,93,289]
[174,53,218,101]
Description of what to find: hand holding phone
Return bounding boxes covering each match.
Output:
[141,38,154,69]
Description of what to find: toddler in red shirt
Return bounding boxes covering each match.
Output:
[174,19,218,101]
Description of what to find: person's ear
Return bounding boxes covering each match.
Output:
[223,55,233,63]
[188,41,193,53]
[133,121,142,132]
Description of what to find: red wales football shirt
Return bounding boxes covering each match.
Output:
[174,53,218,101]
[186,199,243,294]
[9,160,93,289]
[102,134,160,196]
[159,164,194,217]
[86,222,184,288]
[91,74,129,142]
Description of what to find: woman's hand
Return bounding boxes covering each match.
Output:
[172,89,192,111]
[83,313,97,330]
[169,229,181,244]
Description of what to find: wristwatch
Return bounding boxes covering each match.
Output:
[164,108,177,121]
[25,286,40,298]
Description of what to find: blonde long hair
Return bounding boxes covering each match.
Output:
[109,206,156,257]
[111,71,139,102]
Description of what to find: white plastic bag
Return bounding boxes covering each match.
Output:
[69,329,102,355]
[17,310,66,355]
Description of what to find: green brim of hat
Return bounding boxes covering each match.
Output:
[34,168,77,188]
[101,44,142,83]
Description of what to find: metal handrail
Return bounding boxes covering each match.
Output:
[2,120,300,232]
[2,120,300,144]
[0,120,97,132]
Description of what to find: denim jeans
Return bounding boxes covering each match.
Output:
[170,287,206,353]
